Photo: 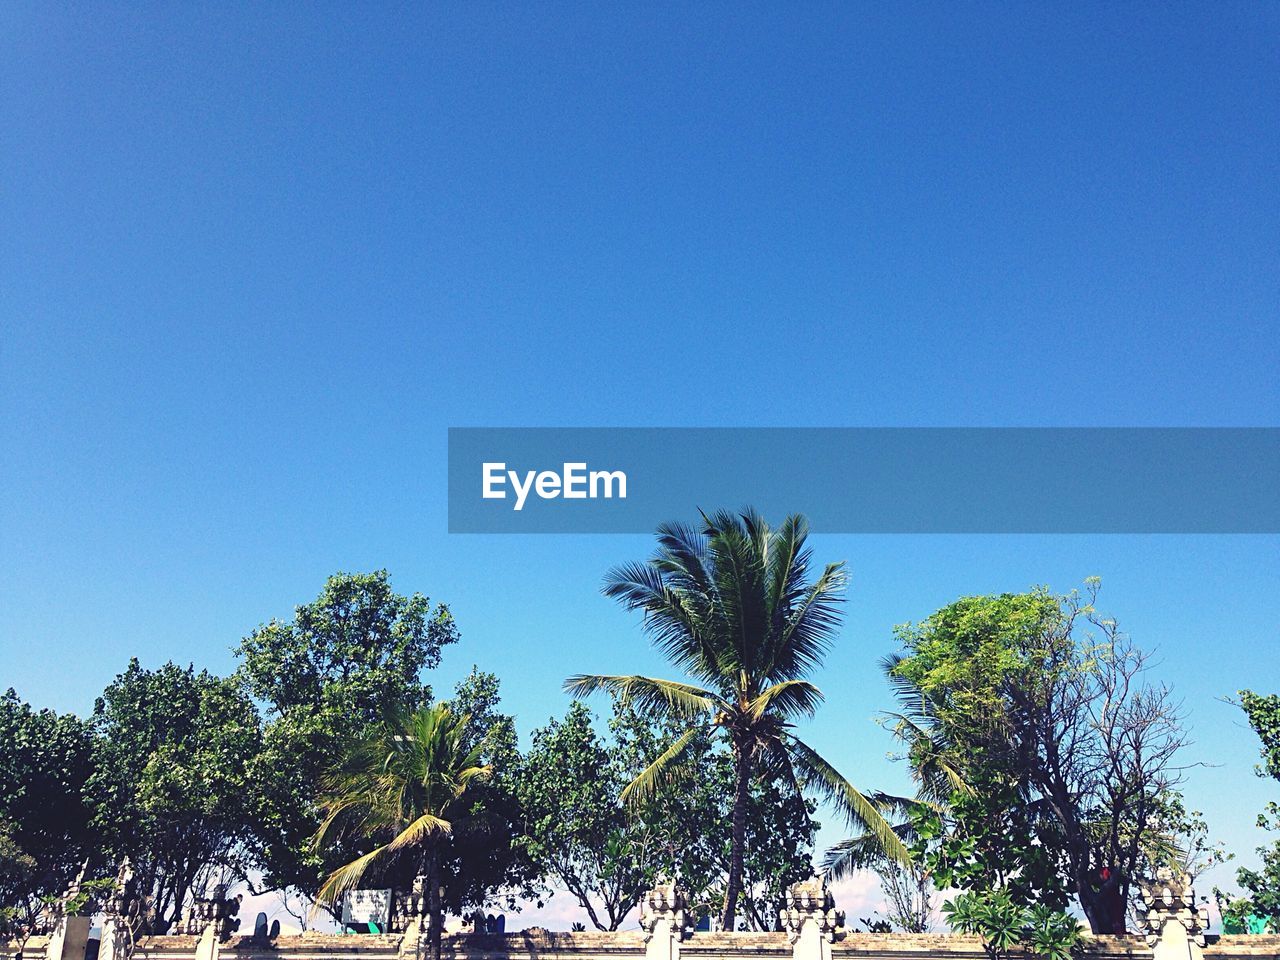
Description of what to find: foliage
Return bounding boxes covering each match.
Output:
[1228,806,1280,928]
[519,694,818,931]
[1214,691,1280,928]
[236,571,458,915]
[237,570,457,719]
[0,690,97,932]
[517,700,654,929]
[86,660,261,931]
[0,820,42,944]
[435,670,541,918]
[310,702,490,960]
[1242,692,1280,781]
[943,890,1081,960]
[910,791,1069,911]
[1133,793,1228,886]
[611,694,819,929]
[822,798,933,930]
[567,509,902,930]
[888,581,1186,933]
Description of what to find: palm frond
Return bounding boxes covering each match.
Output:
[703,509,770,682]
[747,679,825,721]
[602,559,723,681]
[786,734,912,866]
[315,846,389,907]
[386,812,454,852]
[620,725,701,807]
[773,561,847,680]
[564,674,718,720]
[822,819,921,879]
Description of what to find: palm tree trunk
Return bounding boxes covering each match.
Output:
[721,743,752,931]
[427,842,442,960]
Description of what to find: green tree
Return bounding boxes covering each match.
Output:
[567,509,905,930]
[907,790,1070,912]
[236,571,458,916]
[517,701,649,929]
[87,660,261,930]
[610,693,819,929]
[0,691,97,942]
[310,703,491,960]
[521,695,820,931]
[1216,691,1280,929]
[435,670,540,920]
[888,582,1187,934]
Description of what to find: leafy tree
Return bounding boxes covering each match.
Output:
[310,703,491,960]
[435,670,541,920]
[520,694,819,931]
[0,689,97,919]
[1242,692,1280,782]
[609,693,819,929]
[517,701,651,929]
[0,822,41,945]
[1215,691,1280,929]
[567,509,905,930]
[237,570,456,722]
[87,660,261,930]
[235,571,458,915]
[887,582,1187,934]
[907,791,1070,912]
[716,755,820,930]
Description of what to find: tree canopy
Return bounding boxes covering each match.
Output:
[236,571,458,915]
[87,659,262,931]
[1218,691,1280,929]
[886,582,1186,934]
[0,690,97,939]
[568,508,904,930]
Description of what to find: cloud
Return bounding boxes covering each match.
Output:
[827,870,888,923]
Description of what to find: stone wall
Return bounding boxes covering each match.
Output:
[12,929,1267,960]
[11,925,1280,960]
[11,874,1280,960]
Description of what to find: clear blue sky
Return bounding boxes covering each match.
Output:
[1,1,1278,913]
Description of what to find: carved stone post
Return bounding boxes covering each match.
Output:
[640,882,692,960]
[185,886,240,960]
[98,861,142,960]
[1137,868,1210,960]
[44,865,91,960]
[780,878,843,960]
[397,875,430,960]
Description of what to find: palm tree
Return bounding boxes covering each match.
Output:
[565,508,909,931]
[822,653,969,887]
[310,703,491,960]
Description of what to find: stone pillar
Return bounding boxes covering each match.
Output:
[780,878,843,960]
[44,864,91,960]
[98,861,142,960]
[397,875,430,960]
[1137,868,1210,960]
[45,916,91,960]
[173,885,240,960]
[639,882,692,960]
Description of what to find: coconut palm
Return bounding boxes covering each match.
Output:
[822,653,969,883]
[565,508,909,931]
[310,703,491,960]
